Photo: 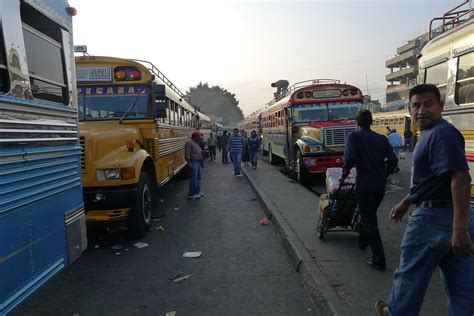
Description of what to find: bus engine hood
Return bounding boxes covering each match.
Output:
[79,122,144,178]
[298,121,357,153]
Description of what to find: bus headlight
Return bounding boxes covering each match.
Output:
[96,169,121,181]
[310,145,323,152]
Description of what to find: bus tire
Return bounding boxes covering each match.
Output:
[296,150,310,185]
[269,144,276,165]
[127,171,154,238]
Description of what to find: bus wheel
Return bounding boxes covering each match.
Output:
[296,150,309,184]
[269,145,276,165]
[128,171,154,238]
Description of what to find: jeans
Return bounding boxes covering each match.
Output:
[232,151,242,175]
[357,190,386,261]
[209,146,216,160]
[388,207,474,316]
[222,147,228,163]
[250,150,258,168]
[188,160,201,197]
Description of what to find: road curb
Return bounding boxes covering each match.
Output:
[242,166,353,316]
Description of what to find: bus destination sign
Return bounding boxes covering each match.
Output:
[312,89,341,99]
[76,67,112,82]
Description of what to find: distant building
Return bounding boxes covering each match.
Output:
[385,33,429,111]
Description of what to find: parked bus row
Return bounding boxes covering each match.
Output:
[240,79,365,184]
[0,1,220,313]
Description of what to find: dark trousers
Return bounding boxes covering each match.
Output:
[222,147,229,163]
[357,190,385,262]
[209,146,216,160]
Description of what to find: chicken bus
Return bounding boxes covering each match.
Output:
[0,1,87,314]
[417,1,473,203]
[257,79,364,183]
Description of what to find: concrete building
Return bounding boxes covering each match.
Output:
[385,33,429,111]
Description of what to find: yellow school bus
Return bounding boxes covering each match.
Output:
[417,2,473,202]
[372,110,418,144]
[76,56,198,237]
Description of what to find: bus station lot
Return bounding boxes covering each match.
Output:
[244,153,448,316]
[12,162,316,316]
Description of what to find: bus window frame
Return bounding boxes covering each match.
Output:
[425,61,449,103]
[455,52,474,106]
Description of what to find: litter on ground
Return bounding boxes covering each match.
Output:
[259,218,269,225]
[172,274,192,283]
[133,242,149,249]
[182,251,202,258]
[111,245,124,250]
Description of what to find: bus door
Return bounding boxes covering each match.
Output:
[284,106,294,166]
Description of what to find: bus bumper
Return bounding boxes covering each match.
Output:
[303,155,344,173]
[83,185,138,221]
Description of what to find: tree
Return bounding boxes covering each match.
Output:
[371,100,383,113]
[186,82,244,126]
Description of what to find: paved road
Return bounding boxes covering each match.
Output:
[253,152,447,315]
[13,160,317,316]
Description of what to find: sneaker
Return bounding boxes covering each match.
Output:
[187,194,201,200]
[253,166,256,170]
[236,174,243,177]
[374,301,388,316]
[199,192,205,197]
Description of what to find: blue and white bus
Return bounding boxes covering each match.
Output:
[0,1,87,314]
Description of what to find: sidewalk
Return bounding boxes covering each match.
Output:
[242,154,447,316]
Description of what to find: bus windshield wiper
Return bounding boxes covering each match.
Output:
[119,88,145,123]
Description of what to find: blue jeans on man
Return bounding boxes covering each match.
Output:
[188,160,201,198]
[232,151,242,175]
[388,207,474,316]
[250,150,258,169]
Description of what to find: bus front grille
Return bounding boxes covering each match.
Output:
[79,136,86,171]
[324,126,357,147]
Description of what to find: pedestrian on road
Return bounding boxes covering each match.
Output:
[185,131,204,200]
[217,132,223,153]
[229,128,244,177]
[221,130,229,164]
[242,130,250,166]
[207,133,217,161]
[387,129,403,159]
[342,109,398,272]
[403,128,413,151]
[197,132,206,168]
[248,130,260,170]
[385,126,391,136]
[375,84,474,316]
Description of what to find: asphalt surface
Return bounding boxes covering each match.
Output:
[12,159,317,316]
[252,152,447,315]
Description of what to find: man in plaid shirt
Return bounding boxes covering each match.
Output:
[185,131,204,200]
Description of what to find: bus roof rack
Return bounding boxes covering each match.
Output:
[265,79,341,107]
[131,59,187,99]
[429,0,473,40]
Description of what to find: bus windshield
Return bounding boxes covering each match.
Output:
[292,101,361,123]
[78,85,152,120]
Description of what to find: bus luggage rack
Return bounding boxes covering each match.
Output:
[429,0,473,39]
[131,59,187,99]
[266,79,342,107]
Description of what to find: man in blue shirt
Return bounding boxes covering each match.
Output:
[228,128,244,177]
[376,84,474,316]
[342,109,398,271]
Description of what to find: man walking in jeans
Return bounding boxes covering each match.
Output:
[342,109,398,271]
[229,128,243,177]
[185,131,204,200]
[376,84,474,316]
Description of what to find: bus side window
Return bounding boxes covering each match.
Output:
[20,3,67,104]
[0,26,9,94]
[456,52,474,106]
[425,62,448,103]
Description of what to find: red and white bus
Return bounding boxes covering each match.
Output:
[256,79,364,183]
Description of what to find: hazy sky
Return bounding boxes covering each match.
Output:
[69,0,460,115]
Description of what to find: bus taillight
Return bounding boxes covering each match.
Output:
[350,89,358,96]
[342,89,350,96]
[114,67,141,81]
